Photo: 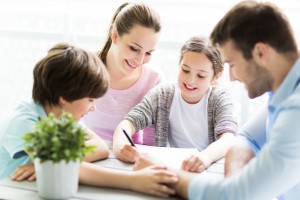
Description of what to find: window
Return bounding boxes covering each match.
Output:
[0,0,299,124]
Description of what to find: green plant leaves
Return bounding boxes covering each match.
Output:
[23,112,95,163]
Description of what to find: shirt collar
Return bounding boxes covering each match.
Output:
[269,58,300,107]
[33,100,47,118]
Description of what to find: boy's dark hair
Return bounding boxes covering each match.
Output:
[180,36,223,78]
[33,43,109,106]
[210,1,297,60]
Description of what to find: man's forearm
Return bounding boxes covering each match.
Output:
[225,146,255,178]
[174,145,254,199]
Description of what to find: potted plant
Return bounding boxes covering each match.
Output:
[23,112,95,199]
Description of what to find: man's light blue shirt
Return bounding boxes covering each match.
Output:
[189,58,300,200]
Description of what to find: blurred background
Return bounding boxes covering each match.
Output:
[0,0,299,126]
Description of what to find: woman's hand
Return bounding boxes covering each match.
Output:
[181,152,213,173]
[11,163,36,182]
[130,166,178,197]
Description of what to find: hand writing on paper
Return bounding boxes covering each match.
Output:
[134,154,165,170]
[11,163,36,182]
[181,152,213,173]
[115,144,143,163]
[131,166,178,197]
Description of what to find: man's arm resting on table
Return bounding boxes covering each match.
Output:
[173,145,255,199]
[225,145,255,178]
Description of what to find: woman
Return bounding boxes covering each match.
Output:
[82,2,162,146]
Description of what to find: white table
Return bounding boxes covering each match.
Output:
[0,142,224,200]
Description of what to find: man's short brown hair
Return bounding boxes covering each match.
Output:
[210,1,297,60]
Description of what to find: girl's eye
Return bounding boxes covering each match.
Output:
[182,69,189,73]
[129,46,138,52]
[197,75,206,78]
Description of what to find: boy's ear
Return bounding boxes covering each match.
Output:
[111,28,118,44]
[252,42,269,65]
[59,97,67,105]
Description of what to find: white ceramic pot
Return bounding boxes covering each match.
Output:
[34,158,80,199]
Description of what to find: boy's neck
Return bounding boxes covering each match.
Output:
[43,103,62,117]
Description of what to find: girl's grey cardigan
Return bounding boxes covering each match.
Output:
[124,83,238,147]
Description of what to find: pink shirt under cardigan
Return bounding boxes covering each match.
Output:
[82,65,161,145]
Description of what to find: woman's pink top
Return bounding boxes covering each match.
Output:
[82,65,161,145]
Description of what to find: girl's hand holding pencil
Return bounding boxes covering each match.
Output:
[113,128,143,163]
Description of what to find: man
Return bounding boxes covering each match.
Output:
[135,1,300,199]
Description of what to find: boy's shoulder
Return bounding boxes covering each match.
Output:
[0,100,44,139]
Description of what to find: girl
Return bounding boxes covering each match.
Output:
[82,2,162,146]
[0,43,178,197]
[113,37,238,173]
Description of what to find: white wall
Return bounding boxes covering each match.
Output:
[0,0,299,125]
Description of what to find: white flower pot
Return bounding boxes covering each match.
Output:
[34,158,80,199]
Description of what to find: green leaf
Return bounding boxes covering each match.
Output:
[22,111,95,163]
